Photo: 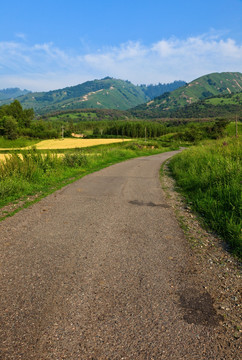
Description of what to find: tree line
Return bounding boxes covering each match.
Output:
[102,122,168,138]
[0,100,59,139]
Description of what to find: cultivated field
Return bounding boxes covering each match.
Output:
[27,138,131,150]
[0,138,131,151]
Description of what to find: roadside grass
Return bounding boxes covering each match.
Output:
[0,140,180,214]
[169,137,241,257]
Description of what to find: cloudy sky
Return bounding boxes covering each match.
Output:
[0,0,242,91]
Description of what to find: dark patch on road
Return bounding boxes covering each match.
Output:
[129,200,170,208]
[179,288,224,326]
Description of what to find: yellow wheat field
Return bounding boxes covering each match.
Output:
[28,138,130,150]
[0,138,131,151]
[0,138,131,161]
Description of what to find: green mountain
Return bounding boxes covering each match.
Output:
[139,81,186,99]
[0,88,30,101]
[0,77,185,115]
[170,91,242,118]
[131,72,242,118]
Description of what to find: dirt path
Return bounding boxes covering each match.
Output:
[0,151,240,359]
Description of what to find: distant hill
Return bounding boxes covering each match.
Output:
[0,78,185,114]
[130,72,242,118]
[169,91,242,118]
[139,81,186,99]
[0,88,30,101]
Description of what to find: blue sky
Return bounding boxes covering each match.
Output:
[0,0,242,91]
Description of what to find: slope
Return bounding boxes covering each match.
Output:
[170,91,242,118]
[131,72,242,117]
[0,78,147,114]
[0,78,185,115]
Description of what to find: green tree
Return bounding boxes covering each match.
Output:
[3,116,18,139]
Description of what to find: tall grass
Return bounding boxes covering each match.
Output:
[169,137,241,257]
[224,121,242,137]
[0,149,67,205]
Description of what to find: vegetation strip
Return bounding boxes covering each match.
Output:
[168,138,241,257]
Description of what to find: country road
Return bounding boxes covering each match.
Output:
[0,151,236,359]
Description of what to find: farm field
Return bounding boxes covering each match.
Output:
[0,138,131,151]
[29,138,131,150]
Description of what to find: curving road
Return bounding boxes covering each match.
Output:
[1,151,225,359]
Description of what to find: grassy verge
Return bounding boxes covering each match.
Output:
[169,137,241,257]
[0,139,180,215]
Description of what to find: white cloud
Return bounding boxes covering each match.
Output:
[0,33,241,91]
[15,33,27,41]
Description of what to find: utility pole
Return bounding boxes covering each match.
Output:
[145,126,147,142]
[61,125,64,139]
[235,115,238,138]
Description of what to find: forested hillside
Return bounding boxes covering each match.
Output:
[131,91,242,119]
[0,78,185,114]
[131,72,242,118]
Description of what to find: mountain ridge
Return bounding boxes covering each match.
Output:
[0,88,31,101]
[0,78,185,114]
[130,72,242,117]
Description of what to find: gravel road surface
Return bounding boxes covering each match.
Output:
[0,151,234,359]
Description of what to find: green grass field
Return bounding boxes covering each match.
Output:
[169,137,241,257]
[0,137,40,149]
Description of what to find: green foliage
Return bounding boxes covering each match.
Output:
[2,116,18,139]
[225,121,242,137]
[103,121,167,138]
[169,138,242,257]
[0,100,36,139]
[167,92,242,119]
[139,81,186,98]
[0,149,60,180]
[63,152,88,167]
[172,120,230,143]
[0,78,186,115]
[130,72,242,118]
[0,137,39,148]
[0,78,148,114]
